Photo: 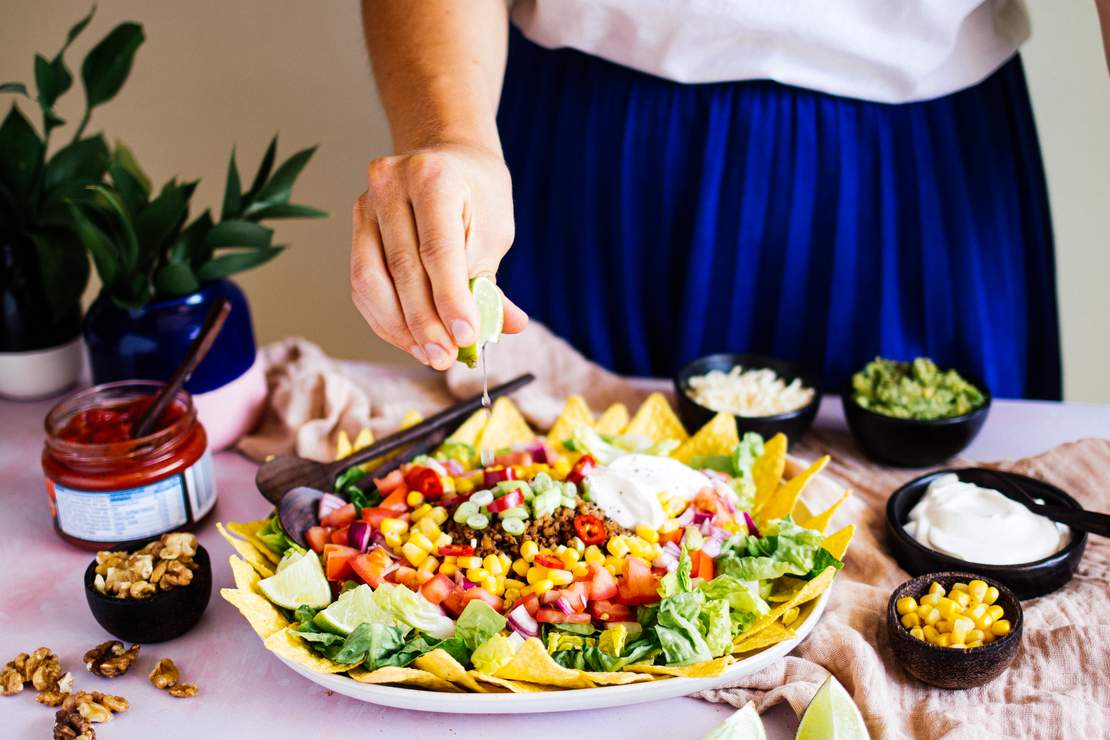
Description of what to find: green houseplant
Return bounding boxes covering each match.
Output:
[0,6,144,398]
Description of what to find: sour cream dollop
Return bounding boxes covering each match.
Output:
[904,474,1070,565]
[585,454,712,529]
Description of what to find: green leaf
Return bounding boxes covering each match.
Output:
[245,135,277,200]
[80,22,145,109]
[27,229,90,323]
[0,104,44,201]
[67,201,121,288]
[195,246,283,280]
[245,202,328,220]
[108,164,147,214]
[35,53,73,108]
[222,147,242,219]
[135,182,189,253]
[153,260,199,297]
[110,141,151,197]
[172,210,213,266]
[0,82,29,96]
[249,145,317,208]
[44,135,108,191]
[205,219,273,249]
[62,5,97,53]
[85,183,140,268]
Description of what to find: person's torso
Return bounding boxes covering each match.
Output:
[510,0,1030,103]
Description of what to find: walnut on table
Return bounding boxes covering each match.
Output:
[52,690,128,739]
[2,647,66,696]
[36,671,74,706]
[83,641,140,678]
[149,657,198,698]
[168,683,198,698]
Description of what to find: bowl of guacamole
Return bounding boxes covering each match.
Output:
[843,357,991,467]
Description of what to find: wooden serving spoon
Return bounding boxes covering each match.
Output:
[131,298,231,439]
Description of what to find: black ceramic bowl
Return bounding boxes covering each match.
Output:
[886,468,1086,599]
[84,544,212,643]
[842,376,991,467]
[887,571,1022,689]
[674,353,822,440]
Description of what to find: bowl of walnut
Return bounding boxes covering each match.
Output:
[83,533,211,643]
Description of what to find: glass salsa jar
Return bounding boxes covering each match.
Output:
[42,380,218,550]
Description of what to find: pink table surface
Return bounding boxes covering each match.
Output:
[1,385,1107,740]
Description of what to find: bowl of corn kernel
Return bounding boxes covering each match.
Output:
[886,571,1022,689]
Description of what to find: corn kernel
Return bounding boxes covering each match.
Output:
[526,567,546,584]
[483,576,500,594]
[966,640,983,648]
[548,568,573,586]
[439,562,457,576]
[936,619,951,633]
[408,532,434,552]
[635,525,659,543]
[532,578,555,595]
[922,625,939,642]
[520,541,539,562]
[433,532,452,552]
[532,463,551,475]
[974,614,994,631]
[920,592,941,607]
[934,634,950,648]
[981,631,995,644]
[455,477,476,494]
[922,608,941,627]
[571,564,590,578]
[457,555,482,570]
[948,642,966,650]
[584,546,605,565]
[560,549,581,566]
[991,619,1011,637]
[952,591,970,608]
[626,538,647,558]
[607,536,629,558]
[512,559,529,577]
[504,578,525,590]
[429,507,448,526]
[380,517,409,535]
[901,612,921,629]
[968,629,985,643]
[967,579,989,602]
[984,586,999,605]
[909,626,925,641]
[384,533,403,549]
[484,555,505,576]
[967,603,987,621]
[928,581,946,597]
[418,556,439,575]
[406,491,425,507]
[950,582,968,592]
[896,597,918,615]
[951,617,974,644]
[552,458,572,479]
[402,542,429,567]
[416,517,440,539]
[937,598,961,621]
[466,567,488,582]
[987,605,1005,621]
[410,504,433,521]
[604,563,619,575]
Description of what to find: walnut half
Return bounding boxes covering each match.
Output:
[84,641,140,678]
[168,683,198,698]
[2,647,62,696]
[148,658,179,690]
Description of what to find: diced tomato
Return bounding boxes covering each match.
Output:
[586,564,619,600]
[535,609,591,624]
[561,585,588,613]
[360,507,408,528]
[540,590,562,606]
[388,565,418,590]
[659,527,683,546]
[487,488,524,513]
[617,556,661,606]
[350,547,393,587]
[462,587,504,613]
[323,544,358,581]
[437,544,475,557]
[441,587,468,617]
[534,554,565,570]
[692,549,715,581]
[521,593,540,617]
[330,525,351,545]
[380,488,409,512]
[565,454,596,486]
[590,600,634,622]
[373,469,405,494]
[420,574,455,605]
[482,465,515,488]
[320,502,357,529]
[404,466,445,500]
[494,451,533,468]
[415,569,435,586]
[305,526,330,554]
[693,487,722,515]
[573,514,607,545]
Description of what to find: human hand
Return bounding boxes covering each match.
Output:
[351,142,528,370]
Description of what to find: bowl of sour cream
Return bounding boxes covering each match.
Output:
[886,468,1087,599]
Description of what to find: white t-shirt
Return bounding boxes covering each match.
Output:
[511,0,1030,103]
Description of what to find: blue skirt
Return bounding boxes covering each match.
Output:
[496,28,1061,400]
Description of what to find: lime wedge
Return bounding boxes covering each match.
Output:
[456,275,504,368]
[257,551,330,610]
[701,701,767,740]
[795,676,869,740]
[312,584,387,635]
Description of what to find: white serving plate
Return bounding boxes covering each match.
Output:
[276,587,829,714]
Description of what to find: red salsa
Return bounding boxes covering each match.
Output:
[58,396,185,445]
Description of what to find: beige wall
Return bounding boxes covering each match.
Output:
[4,1,1108,401]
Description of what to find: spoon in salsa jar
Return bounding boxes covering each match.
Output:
[130,298,231,439]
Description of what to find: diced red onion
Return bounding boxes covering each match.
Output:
[347,521,372,552]
[744,512,761,538]
[663,541,681,559]
[675,506,696,527]
[506,604,539,637]
[461,578,477,591]
[554,597,575,615]
[443,459,465,476]
[527,442,551,465]
[654,552,679,572]
[693,510,713,525]
[506,631,527,650]
[318,492,346,519]
[701,539,722,558]
[707,525,731,542]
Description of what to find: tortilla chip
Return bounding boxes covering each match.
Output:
[349,665,462,692]
[414,650,491,693]
[226,520,282,565]
[493,638,595,688]
[733,621,795,653]
[623,656,733,678]
[447,409,489,447]
[792,499,814,523]
[752,433,787,513]
[547,395,594,453]
[594,403,629,436]
[217,522,275,578]
[623,393,689,443]
[221,587,289,639]
[336,430,353,460]
[470,672,551,692]
[822,524,855,560]
[801,490,851,533]
[263,627,348,674]
[766,576,808,602]
[671,412,739,464]
[227,554,262,592]
[759,455,830,522]
[353,427,374,448]
[399,410,423,429]
[584,671,656,685]
[741,567,837,641]
[476,397,534,452]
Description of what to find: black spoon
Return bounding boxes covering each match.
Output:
[977,468,1110,538]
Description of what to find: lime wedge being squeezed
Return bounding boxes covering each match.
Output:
[257,551,330,610]
[795,675,869,740]
[456,275,504,368]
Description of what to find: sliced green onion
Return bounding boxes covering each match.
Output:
[502,517,526,536]
[466,513,490,530]
[498,506,529,520]
[454,500,480,523]
[470,490,494,507]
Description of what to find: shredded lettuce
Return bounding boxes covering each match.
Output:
[714,517,841,583]
[455,600,506,651]
[256,515,304,556]
[371,582,456,640]
[699,575,770,616]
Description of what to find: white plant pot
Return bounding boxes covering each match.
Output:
[0,337,84,400]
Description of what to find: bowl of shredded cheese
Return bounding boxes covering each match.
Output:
[674,353,822,440]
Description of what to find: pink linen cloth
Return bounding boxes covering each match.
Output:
[236,325,1109,739]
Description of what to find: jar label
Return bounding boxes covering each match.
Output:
[48,452,218,542]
